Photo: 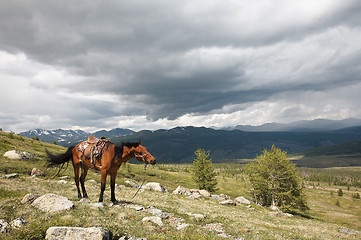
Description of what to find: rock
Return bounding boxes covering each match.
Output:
[45,226,110,240]
[219,200,236,205]
[186,192,203,200]
[10,217,27,228]
[211,194,227,201]
[1,173,19,179]
[31,168,45,177]
[58,180,68,184]
[203,223,224,233]
[126,204,144,211]
[60,176,71,179]
[142,216,163,226]
[0,219,9,233]
[270,205,280,211]
[142,182,166,192]
[148,208,169,219]
[88,202,106,208]
[125,180,139,188]
[173,186,191,195]
[3,150,34,160]
[176,223,190,231]
[119,237,147,240]
[235,196,252,205]
[339,228,360,234]
[187,213,206,219]
[198,189,211,198]
[32,194,74,212]
[21,193,41,204]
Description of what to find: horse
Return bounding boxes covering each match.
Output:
[46,139,156,203]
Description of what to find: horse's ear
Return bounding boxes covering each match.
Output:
[138,139,142,145]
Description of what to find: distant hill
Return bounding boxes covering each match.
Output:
[112,126,361,164]
[18,124,361,165]
[291,139,361,168]
[19,128,134,146]
[229,118,361,132]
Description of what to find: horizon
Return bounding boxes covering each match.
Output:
[10,117,361,134]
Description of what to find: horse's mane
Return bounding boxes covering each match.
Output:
[114,141,140,157]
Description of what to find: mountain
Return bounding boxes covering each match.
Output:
[19,128,134,146]
[19,124,361,165]
[230,118,361,132]
[111,126,361,164]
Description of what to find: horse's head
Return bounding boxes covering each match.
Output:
[132,140,156,165]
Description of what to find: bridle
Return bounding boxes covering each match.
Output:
[134,152,149,162]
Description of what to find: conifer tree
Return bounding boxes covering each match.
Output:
[191,148,218,192]
[245,145,308,212]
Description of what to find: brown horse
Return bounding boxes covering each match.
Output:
[46,139,156,203]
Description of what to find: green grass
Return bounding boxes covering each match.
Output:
[1,130,361,239]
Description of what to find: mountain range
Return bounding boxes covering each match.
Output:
[19,128,134,146]
[228,118,361,132]
[18,119,361,165]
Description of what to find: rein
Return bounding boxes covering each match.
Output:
[131,163,148,200]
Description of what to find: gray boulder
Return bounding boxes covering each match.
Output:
[173,186,191,195]
[198,189,211,198]
[0,219,9,233]
[1,173,19,179]
[186,192,203,200]
[219,200,236,205]
[235,196,252,205]
[3,150,34,160]
[142,182,166,192]
[142,216,163,226]
[32,194,74,212]
[147,208,170,219]
[45,227,110,240]
[10,217,27,229]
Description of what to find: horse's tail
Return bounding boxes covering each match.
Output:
[46,146,75,167]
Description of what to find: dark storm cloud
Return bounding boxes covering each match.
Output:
[1,0,361,132]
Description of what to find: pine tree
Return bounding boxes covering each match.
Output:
[245,145,308,212]
[191,148,218,192]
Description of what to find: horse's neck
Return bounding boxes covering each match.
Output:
[121,146,134,161]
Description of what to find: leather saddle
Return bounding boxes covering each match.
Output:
[81,135,110,168]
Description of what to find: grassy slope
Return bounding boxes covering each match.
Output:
[0,131,361,239]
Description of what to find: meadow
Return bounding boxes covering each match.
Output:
[0,130,360,239]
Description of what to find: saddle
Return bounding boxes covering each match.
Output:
[78,135,111,168]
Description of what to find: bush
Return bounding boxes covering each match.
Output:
[352,192,360,199]
[337,188,343,196]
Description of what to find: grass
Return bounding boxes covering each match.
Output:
[1,130,361,239]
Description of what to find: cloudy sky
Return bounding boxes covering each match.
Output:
[1,0,361,133]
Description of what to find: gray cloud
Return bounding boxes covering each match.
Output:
[1,0,361,132]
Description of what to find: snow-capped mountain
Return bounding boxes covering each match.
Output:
[19,128,134,146]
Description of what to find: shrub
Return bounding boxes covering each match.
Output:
[337,188,343,197]
[352,192,360,199]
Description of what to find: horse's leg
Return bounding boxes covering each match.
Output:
[73,163,82,199]
[98,170,107,202]
[80,166,89,198]
[110,172,117,203]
